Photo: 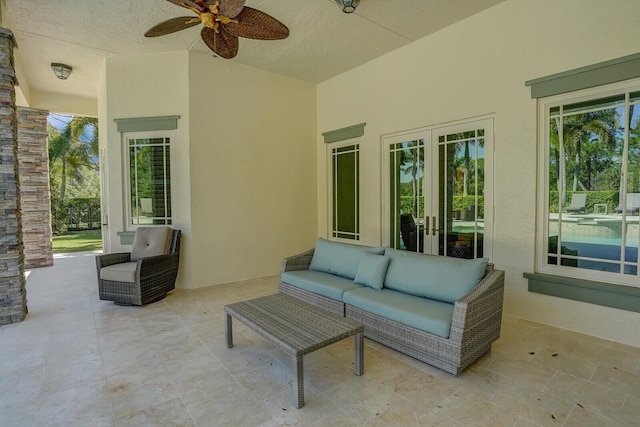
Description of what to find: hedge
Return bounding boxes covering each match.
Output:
[51,197,101,234]
[400,195,485,218]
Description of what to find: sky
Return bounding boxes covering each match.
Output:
[47,112,96,143]
[47,112,73,131]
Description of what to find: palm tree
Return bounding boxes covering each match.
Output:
[70,116,99,170]
[550,117,564,207]
[460,134,485,196]
[48,123,91,200]
[400,145,424,217]
[563,110,617,192]
[551,109,617,206]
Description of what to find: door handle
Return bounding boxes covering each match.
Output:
[432,216,437,236]
[424,216,429,234]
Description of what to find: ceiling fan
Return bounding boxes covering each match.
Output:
[145,0,289,59]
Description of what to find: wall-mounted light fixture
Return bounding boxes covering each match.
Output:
[51,63,73,80]
[335,0,360,13]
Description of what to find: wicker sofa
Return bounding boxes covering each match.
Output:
[278,238,505,376]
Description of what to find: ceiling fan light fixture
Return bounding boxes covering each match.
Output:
[145,0,289,59]
[335,0,360,13]
[51,63,72,80]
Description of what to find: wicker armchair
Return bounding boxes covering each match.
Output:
[96,228,181,306]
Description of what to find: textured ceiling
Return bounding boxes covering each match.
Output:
[4,0,505,103]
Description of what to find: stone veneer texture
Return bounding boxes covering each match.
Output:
[17,107,52,268]
[0,28,27,324]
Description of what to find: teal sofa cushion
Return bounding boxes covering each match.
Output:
[384,248,488,303]
[343,287,455,338]
[308,238,384,280]
[280,270,363,301]
[354,253,389,290]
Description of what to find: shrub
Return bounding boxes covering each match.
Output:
[50,197,101,235]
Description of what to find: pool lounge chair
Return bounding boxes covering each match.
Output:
[566,193,586,213]
[615,193,640,214]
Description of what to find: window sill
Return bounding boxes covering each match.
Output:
[524,272,640,313]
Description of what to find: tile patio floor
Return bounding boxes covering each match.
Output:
[1,251,639,426]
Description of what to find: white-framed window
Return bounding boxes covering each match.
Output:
[124,131,172,227]
[536,78,640,287]
[328,141,360,241]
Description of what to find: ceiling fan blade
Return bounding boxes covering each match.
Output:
[145,17,201,37]
[207,0,246,19]
[223,7,289,40]
[201,27,239,59]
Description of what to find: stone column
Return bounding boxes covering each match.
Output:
[18,107,53,268]
[0,28,27,324]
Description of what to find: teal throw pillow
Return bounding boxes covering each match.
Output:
[354,253,390,290]
[309,237,385,280]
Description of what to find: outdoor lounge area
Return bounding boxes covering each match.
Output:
[2,2,640,426]
[1,252,639,425]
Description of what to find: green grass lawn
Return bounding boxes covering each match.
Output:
[53,230,103,253]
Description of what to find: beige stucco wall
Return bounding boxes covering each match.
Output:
[316,0,640,347]
[99,50,317,290]
[100,51,192,288]
[187,52,317,288]
[26,91,97,117]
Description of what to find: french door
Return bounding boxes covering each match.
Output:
[383,118,493,259]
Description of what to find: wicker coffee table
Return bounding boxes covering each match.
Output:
[224,293,364,408]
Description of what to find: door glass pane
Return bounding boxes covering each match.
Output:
[476,137,485,242]
[438,130,484,259]
[389,140,424,252]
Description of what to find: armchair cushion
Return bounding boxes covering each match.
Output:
[100,261,137,283]
[130,227,172,261]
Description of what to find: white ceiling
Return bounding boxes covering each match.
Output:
[3,0,505,103]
